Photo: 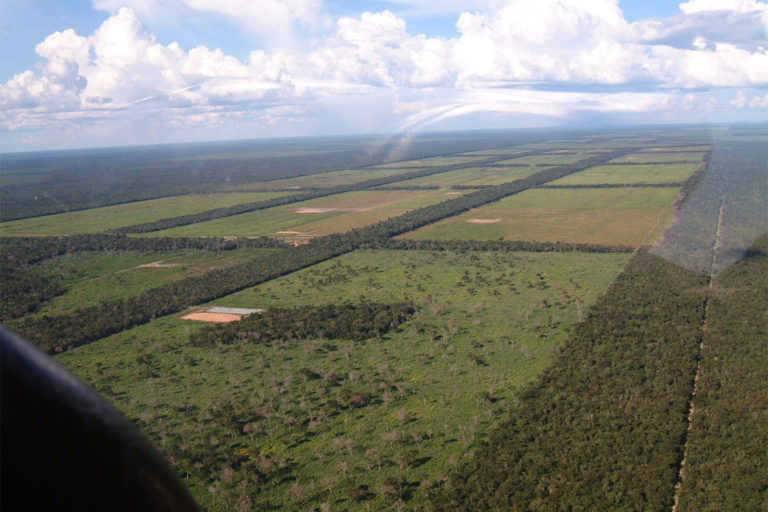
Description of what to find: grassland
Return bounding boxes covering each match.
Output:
[548,163,699,185]
[0,192,290,235]
[20,249,279,319]
[152,189,465,238]
[380,165,541,188]
[56,249,630,510]
[403,187,680,246]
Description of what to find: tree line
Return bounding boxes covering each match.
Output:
[362,238,634,253]
[433,251,710,511]
[0,234,288,267]
[190,303,415,347]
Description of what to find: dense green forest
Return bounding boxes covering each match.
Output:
[676,235,768,511]
[190,303,415,347]
[434,251,709,510]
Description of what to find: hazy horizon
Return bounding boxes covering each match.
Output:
[2,0,767,152]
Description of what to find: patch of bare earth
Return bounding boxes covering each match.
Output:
[181,312,242,323]
[467,218,502,224]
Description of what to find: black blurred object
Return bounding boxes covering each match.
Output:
[1,325,199,511]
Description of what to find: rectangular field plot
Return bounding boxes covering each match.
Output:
[403,187,680,246]
[0,192,290,235]
[221,167,418,190]
[380,165,541,188]
[608,151,708,164]
[55,249,626,510]
[152,189,464,237]
[549,163,699,185]
[14,249,280,320]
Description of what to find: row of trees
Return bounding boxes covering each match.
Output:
[676,235,768,511]
[539,182,683,189]
[434,251,710,511]
[191,303,415,347]
[0,234,287,267]
[11,235,359,353]
[362,238,635,253]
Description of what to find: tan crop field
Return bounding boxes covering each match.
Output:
[608,151,709,164]
[402,187,680,246]
[549,163,700,185]
[380,165,541,187]
[151,189,466,238]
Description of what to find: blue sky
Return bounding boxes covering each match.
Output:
[1,0,767,151]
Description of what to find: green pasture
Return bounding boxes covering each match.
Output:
[0,192,290,235]
[15,249,279,320]
[404,187,680,246]
[152,189,463,237]
[381,165,541,188]
[549,163,699,185]
[56,249,630,511]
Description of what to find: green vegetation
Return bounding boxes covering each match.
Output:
[383,165,541,188]
[3,126,765,511]
[57,249,630,510]
[26,249,278,319]
[191,303,416,347]
[676,235,768,511]
[434,251,709,511]
[0,192,289,235]
[549,163,700,185]
[404,187,679,246]
[153,189,464,238]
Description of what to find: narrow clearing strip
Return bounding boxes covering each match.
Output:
[671,195,725,512]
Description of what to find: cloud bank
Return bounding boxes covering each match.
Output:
[1,0,767,149]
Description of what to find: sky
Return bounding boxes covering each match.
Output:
[1,0,767,152]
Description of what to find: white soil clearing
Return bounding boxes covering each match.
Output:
[467,218,502,224]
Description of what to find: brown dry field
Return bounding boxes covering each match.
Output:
[181,312,242,323]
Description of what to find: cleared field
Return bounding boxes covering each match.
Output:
[152,189,465,237]
[403,187,680,246]
[221,167,418,190]
[57,249,630,511]
[0,192,290,235]
[15,249,279,320]
[608,151,708,164]
[549,163,699,185]
[381,165,541,188]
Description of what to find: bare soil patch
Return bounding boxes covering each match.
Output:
[467,218,502,224]
[181,312,242,323]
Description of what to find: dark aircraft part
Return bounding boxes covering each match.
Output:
[0,326,199,511]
